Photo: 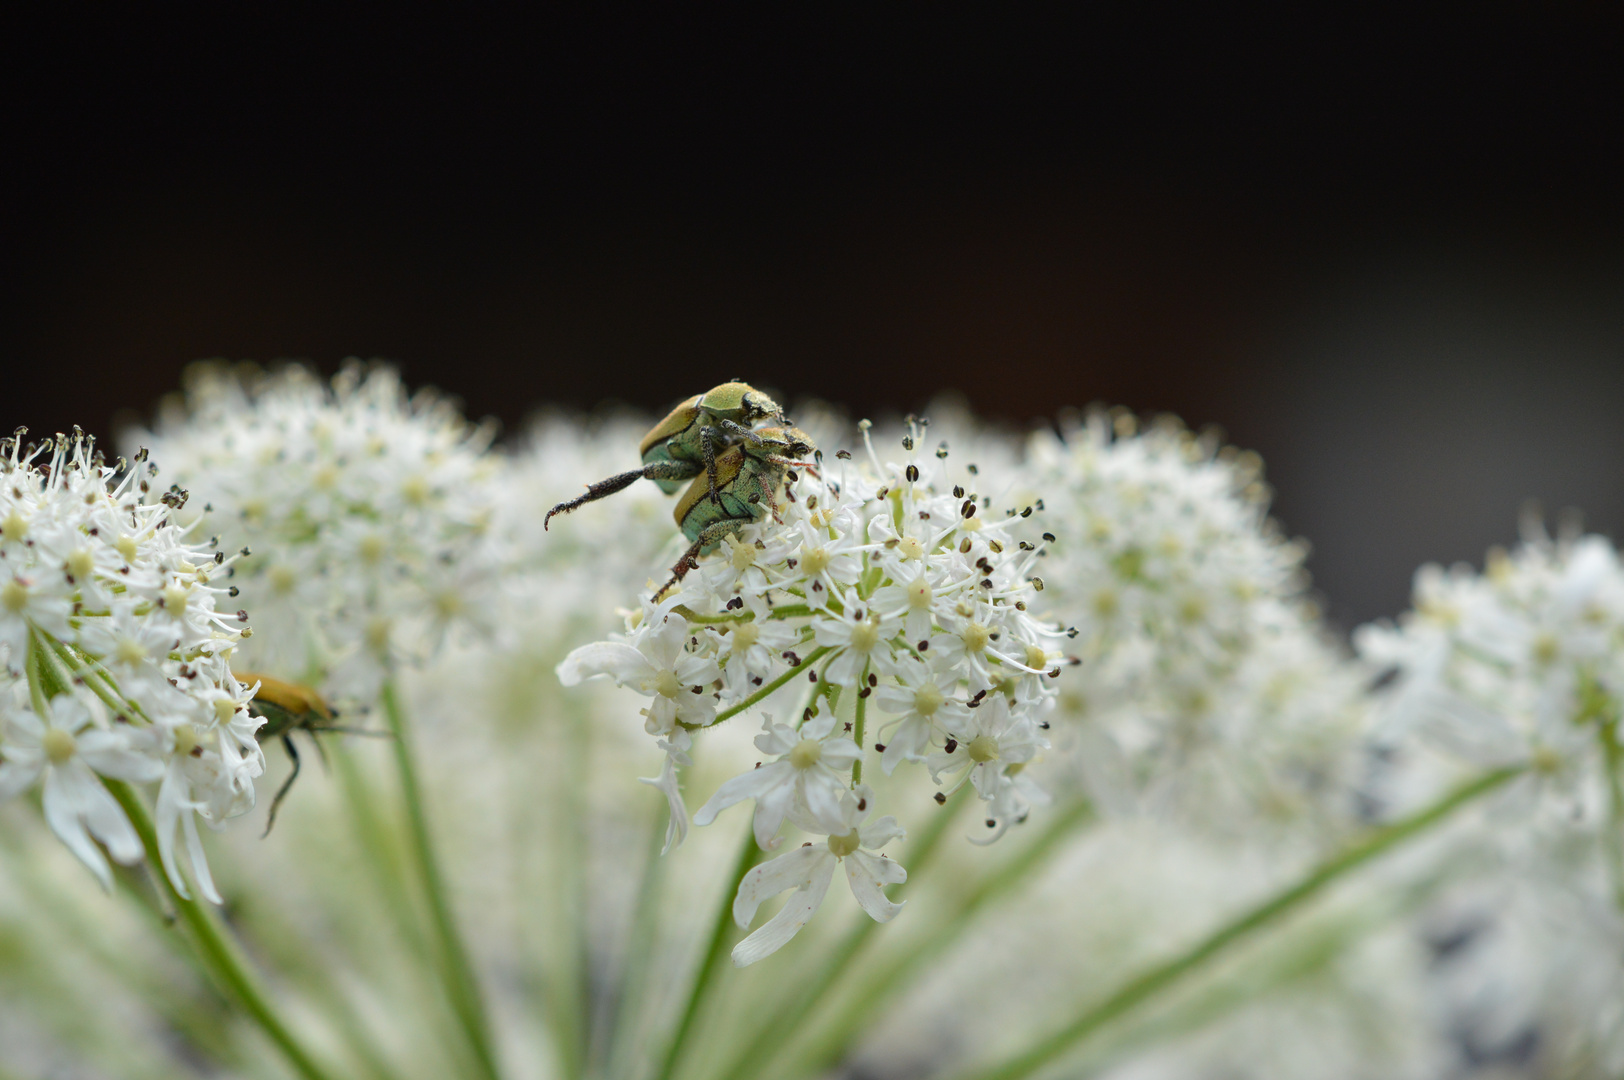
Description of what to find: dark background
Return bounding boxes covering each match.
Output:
[3,9,1621,630]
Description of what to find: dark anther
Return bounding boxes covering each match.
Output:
[917,640,929,651]
[857,686,871,698]
[980,579,994,589]
[959,537,972,553]
[785,470,798,484]
[934,791,948,804]
[1020,541,1034,551]
[905,465,919,482]
[961,499,977,518]
[808,670,818,683]
[918,511,931,520]
[1042,532,1056,543]
[986,819,997,828]
[936,442,949,459]
[902,436,914,451]
[874,742,887,752]
[867,672,877,687]
[857,797,867,810]
[691,685,704,694]
[971,689,987,702]
[1066,626,1079,638]
[944,737,958,754]
[784,650,801,665]
[726,596,744,610]
[752,676,763,686]
[836,449,852,459]
[967,464,979,475]
[1030,576,1045,591]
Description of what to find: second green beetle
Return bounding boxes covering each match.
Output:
[545,381,784,527]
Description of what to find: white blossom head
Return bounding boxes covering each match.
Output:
[136,362,505,700]
[557,411,1066,962]
[0,430,259,899]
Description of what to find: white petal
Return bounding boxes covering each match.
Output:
[0,758,43,802]
[637,757,690,853]
[184,809,223,904]
[156,767,194,901]
[798,773,850,836]
[880,716,934,776]
[858,813,906,850]
[556,641,654,688]
[77,732,165,784]
[845,850,906,923]
[694,762,790,826]
[732,844,829,928]
[731,849,835,967]
[42,762,115,890]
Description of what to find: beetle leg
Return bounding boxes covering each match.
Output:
[263,735,301,838]
[701,428,725,506]
[658,517,747,596]
[545,461,695,528]
[715,418,767,444]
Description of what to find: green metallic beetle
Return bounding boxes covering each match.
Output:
[659,424,818,594]
[545,381,784,528]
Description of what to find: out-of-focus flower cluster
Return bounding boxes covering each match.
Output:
[140,363,505,701]
[0,431,258,901]
[1021,411,1368,838]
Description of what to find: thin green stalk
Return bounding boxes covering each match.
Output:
[851,662,869,786]
[1598,722,1624,908]
[781,793,1097,1080]
[652,825,763,1080]
[961,766,1525,1080]
[712,785,969,1080]
[709,646,833,726]
[103,780,343,1080]
[602,793,676,1080]
[380,679,502,1080]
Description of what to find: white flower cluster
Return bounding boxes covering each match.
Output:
[1024,410,1352,827]
[139,363,505,700]
[1358,521,1624,849]
[559,418,1064,964]
[0,431,259,900]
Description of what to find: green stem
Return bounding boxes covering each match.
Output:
[851,663,869,786]
[708,646,833,726]
[652,825,763,1080]
[381,679,502,1080]
[782,793,1096,1080]
[103,780,343,1080]
[712,784,968,1080]
[961,766,1525,1080]
[1598,722,1624,909]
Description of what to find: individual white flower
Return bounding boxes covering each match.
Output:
[872,656,969,775]
[0,691,162,889]
[713,616,802,700]
[812,605,904,686]
[557,608,720,738]
[694,709,860,849]
[930,692,1050,841]
[731,784,906,967]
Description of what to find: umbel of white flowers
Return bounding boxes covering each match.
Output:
[0,430,260,901]
[138,362,506,700]
[559,418,1067,965]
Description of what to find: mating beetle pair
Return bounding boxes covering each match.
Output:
[545,381,817,589]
